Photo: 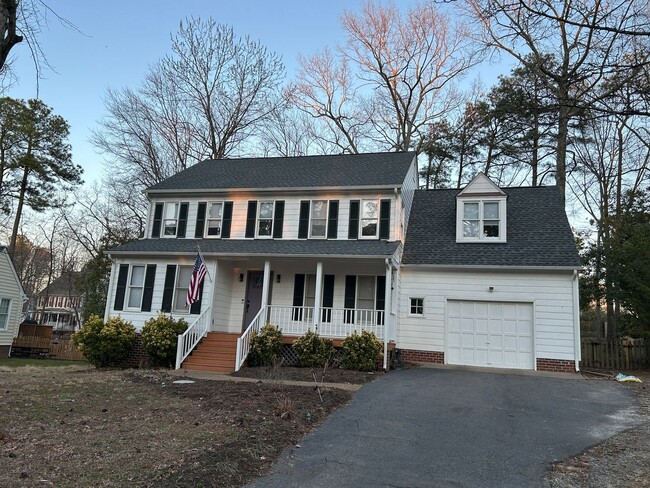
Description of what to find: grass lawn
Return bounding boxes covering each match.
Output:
[0,357,88,368]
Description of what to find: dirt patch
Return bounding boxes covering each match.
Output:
[547,371,650,488]
[0,366,352,487]
[231,365,383,385]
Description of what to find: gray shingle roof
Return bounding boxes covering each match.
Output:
[147,152,415,192]
[402,187,581,268]
[109,238,400,258]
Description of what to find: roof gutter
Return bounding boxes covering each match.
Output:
[400,263,582,272]
[145,184,403,196]
[105,250,396,260]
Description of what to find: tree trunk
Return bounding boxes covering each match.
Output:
[9,166,29,255]
[555,84,570,201]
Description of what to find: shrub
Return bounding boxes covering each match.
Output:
[71,315,136,367]
[293,330,334,367]
[249,323,283,366]
[141,314,189,368]
[341,330,382,371]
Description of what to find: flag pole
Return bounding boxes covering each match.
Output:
[197,245,213,283]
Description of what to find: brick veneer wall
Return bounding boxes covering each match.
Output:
[536,358,576,373]
[0,345,10,357]
[117,334,150,369]
[400,349,444,364]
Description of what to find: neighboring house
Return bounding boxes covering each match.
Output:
[32,271,83,332]
[0,246,27,357]
[105,152,581,373]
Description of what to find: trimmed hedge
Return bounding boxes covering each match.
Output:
[341,330,382,371]
[293,330,334,367]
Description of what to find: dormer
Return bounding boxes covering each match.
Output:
[456,173,507,243]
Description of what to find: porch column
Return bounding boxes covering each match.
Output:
[313,261,323,331]
[261,260,271,309]
[383,259,392,370]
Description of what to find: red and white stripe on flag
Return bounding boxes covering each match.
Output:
[186,252,207,308]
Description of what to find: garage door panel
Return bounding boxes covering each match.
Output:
[447,300,534,370]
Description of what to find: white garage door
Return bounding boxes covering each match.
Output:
[447,300,534,370]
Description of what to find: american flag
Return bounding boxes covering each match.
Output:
[185,252,207,308]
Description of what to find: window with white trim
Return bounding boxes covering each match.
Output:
[360,200,378,238]
[310,200,328,238]
[127,265,146,308]
[0,298,10,330]
[173,265,193,313]
[205,201,223,237]
[163,202,179,237]
[458,199,506,242]
[410,297,424,316]
[356,275,376,310]
[257,200,274,237]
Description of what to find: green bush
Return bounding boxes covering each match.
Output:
[141,314,189,367]
[341,330,382,371]
[71,315,136,367]
[293,330,334,367]
[249,323,283,366]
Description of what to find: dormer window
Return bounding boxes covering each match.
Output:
[456,173,507,243]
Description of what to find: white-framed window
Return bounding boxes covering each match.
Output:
[257,200,274,237]
[126,265,146,309]
[205,201,224,237]
[409,297,424,316]
[173,265,193,313]
[310,200,328,238]
[360,200,379,238]
[0,298,10,330]
[457,199,506,242]
[163,202,179,237]
[356,275,376,310]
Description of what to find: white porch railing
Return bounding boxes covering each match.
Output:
[175,306,211,370]
[235,306,266,372]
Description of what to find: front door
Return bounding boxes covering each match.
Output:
[242,271,264,330]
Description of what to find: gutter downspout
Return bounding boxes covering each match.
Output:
[572,270,581,371]
[383,258,392,370]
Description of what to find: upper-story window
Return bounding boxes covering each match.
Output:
[163,203,179,237]
[360,200,379,238]
[257,201,275,237]
[310,200,328,238]
[206,202,223,237]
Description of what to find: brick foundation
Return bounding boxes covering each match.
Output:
[116,335,150,369]
[399,349,444,364]
[536,358,576,373]
[0,345,10,357]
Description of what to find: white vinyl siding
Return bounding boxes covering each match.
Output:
[0,250,24,347]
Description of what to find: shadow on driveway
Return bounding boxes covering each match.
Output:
[247,368,640,488]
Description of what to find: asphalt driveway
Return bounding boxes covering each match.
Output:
[247,367,640,488]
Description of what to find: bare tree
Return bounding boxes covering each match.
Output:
[93,18,285,187]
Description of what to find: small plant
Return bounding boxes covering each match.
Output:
[274,394,295,420]
[141,314,189,368]
[293,330,334,367]
[248,323,283,366]
[71,315,136,367]
[341,330,382,372]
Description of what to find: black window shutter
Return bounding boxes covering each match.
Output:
[221,201,233,238]
[321,274,335,322]
[344,275,356,323]
[292,274,305,320]
[190,281,204,314]
[151,203,164,238]
[327,201,339,239]
[273,201,285,238]
[161,265,177,313]
[376,275,386,325]
[348,200,360,239]
[245,201,257,238]
[113,264,130,311]
[195,202,207,238]
[141,264,157,312]
[298,201,310,239]
[177,203,189,238]
[379,199,391,240]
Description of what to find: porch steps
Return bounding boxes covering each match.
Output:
[181,332,239,373]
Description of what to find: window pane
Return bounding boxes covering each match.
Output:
[362,201,378,218]
[174,267,193,312]
[483,202,499,220]
[312,200,327,219]
[165,203,178,219]
[0,298,9,314]
[206,221,221,236]
[311,219,326,237]
[463,203,479,219]
[258,219,272,236]
[304,275,316,307]
[483,221,499,237]
[259,201,274,219]
[130,266,145,286]
[128,288,142,308]
[164,221,177,236]
[208,202,223,218]
[357,276,375,307]
[463,220,479,237]
[361,220,377,236]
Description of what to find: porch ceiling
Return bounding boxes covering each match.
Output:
[109,238,401,259]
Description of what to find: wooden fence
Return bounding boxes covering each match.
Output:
[11,336,85,361]
[581,339,650,371]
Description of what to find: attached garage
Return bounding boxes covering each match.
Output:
[446,300,534,370]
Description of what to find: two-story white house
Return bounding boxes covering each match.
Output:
[105,152,581,373]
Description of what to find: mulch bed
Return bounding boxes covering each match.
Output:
[231,365,384,385]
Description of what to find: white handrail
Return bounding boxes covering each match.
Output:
[235,306,266,372]
[175,307,211,370]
